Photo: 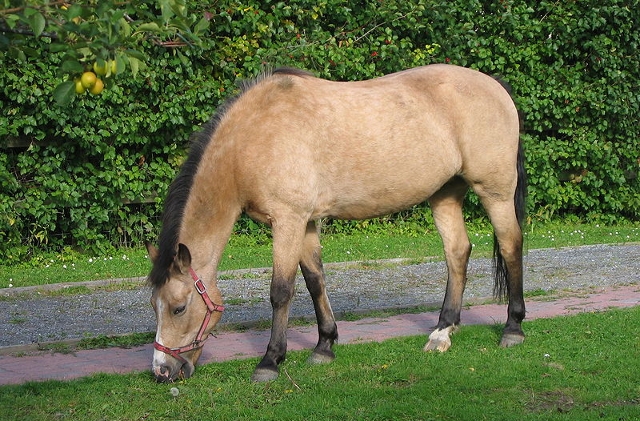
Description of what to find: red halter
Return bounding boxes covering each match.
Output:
[153,268,225,364]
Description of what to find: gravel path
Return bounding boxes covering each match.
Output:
[1,244,638,349]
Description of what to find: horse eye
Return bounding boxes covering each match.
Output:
[173,305,186,315]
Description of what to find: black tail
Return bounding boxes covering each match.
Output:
[493,139,527,301]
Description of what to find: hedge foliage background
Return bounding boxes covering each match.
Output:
[1,0,638,261]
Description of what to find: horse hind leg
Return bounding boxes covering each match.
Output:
[483,198,526,348]
[299,221,338,365]
[424,178,471,352]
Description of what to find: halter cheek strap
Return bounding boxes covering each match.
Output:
[153,269,225,364]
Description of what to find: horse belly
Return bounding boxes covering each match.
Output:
[314,140,459,220]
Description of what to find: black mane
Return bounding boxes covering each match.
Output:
[147,114,217,287]
[148,67,310,287]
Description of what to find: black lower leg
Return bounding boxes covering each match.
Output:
[256,337,287,372]
[436,300,461,330]
[253,275,295,379]
[301,259,338,360]
[501,254,526,346]
[504,299,525,335]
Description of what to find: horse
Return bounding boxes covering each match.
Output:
[146,64,527,383]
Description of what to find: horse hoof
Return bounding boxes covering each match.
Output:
[500,333,525,348]
[423,338,451,352]
[308,351,335,365]
[251,368,279,382]
[424,327,454,352]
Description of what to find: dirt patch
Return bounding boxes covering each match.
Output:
[526,389,576,413]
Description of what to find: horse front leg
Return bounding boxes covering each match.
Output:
[424,180,470,352]
[300,221,338,364]
[251,219,305,382]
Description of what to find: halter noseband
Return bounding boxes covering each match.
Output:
[153,268,225,364]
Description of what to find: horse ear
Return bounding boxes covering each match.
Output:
[146,242,159,262]
[175,243,192,274]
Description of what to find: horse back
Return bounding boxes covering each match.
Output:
[213,65,520,221]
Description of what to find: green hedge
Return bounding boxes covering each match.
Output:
[1,0,638,261]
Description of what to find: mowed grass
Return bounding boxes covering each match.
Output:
[1,221,639,288]
[2,307,639,421]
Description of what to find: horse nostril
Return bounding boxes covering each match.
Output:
[154,365,173,382]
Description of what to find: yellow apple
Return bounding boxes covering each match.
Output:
[80,71,97,88]
[74,78,86,94]
[93,61,108,76]
[89,78,104,95]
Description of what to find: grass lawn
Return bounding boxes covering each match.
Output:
[1,306,638,420]
[1,221,639,289]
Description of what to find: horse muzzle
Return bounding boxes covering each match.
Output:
[153,362,195,383]
[152,347,200,382]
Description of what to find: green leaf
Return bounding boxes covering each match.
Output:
[125,49,147,61]
[159,0,175,23]
[68,4,83,20]
[3,14,20,30]
[53,81,76,106]
[22,6,38,17]
[19,46,40,58]
[27,11,46,37]
[119,18,132,38]
[128,56,141,78]
[60,60,84,74]
[136,22,162,32]
[194,16,210,35]
[109,9,126,23]
[113,52,128,75]
[49,43,70,53]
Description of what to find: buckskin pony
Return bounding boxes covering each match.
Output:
[146,64,527,383]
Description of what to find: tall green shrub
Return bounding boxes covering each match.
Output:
[1,0,638,262]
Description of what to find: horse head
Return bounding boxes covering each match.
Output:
[146,243,224,383]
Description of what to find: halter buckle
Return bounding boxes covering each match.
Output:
[194,278,207,295]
